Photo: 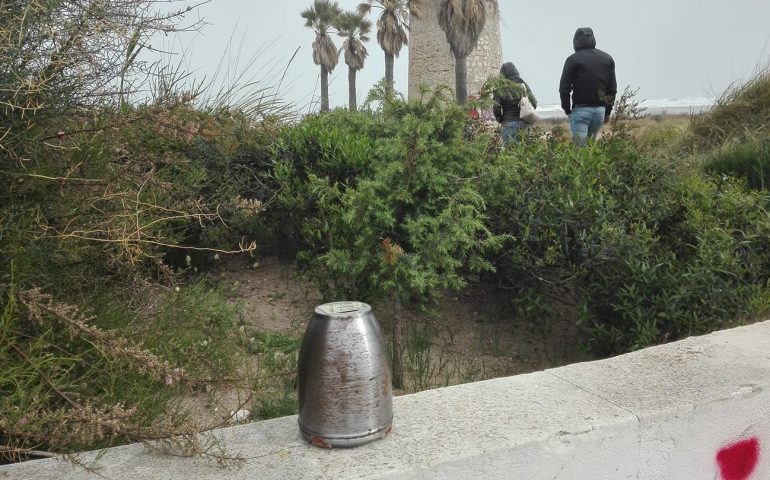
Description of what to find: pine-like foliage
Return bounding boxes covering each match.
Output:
[272,87,500,305]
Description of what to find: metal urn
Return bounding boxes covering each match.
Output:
[297,301,393,448]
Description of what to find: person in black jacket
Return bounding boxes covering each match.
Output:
[493,62,537,145]
[559,27,617,145]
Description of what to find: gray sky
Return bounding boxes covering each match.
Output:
[158,0,770,111]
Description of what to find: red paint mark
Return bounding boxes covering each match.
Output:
[716,437,760,480]
[310,435,331,449]
[384,425,393,436]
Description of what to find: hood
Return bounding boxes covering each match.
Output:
[500,62,521,82]
[573,27,596,51]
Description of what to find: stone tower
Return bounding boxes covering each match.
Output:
[408,1,502,99]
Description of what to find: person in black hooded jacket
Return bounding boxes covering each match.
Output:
[559,27,617,145]
[493,62,537,145]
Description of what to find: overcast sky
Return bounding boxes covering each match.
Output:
[156,0,770,111]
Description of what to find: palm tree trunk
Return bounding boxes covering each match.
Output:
[348,66,357,111]
[320,64,330,112]
[385,53,395,93]
[455,55,468,105]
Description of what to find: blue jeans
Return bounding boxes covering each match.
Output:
[569,106,605,146]
[502,120,528,145]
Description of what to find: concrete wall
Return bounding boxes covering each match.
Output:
[3,320,769,480]
[407,0,502,99]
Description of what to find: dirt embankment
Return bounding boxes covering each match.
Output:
[182,255,587,424]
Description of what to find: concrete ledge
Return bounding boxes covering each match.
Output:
[3,321,770,479]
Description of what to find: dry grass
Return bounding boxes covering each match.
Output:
[689,66,770,148]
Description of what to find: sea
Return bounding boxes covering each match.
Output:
[536,97,714,120]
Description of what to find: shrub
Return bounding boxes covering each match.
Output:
[268,110,380,253]
[603,86,646,141]
[270,90,501,385]
[270,87,770,361]
[582,173,770,354]
[0,1,284,458]
[480,138,770,356]
[703,137,770,190]
[0,270,256,457]
[272,91,499,301]
[1,283,165,455]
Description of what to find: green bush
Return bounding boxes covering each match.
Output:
[583,172,770,354]
[269,89,770,360]
[271,91,498,303]
[269,110,380,253]
[1,105,270,290]
[704,138,770,190]
[270,91,501,386]
[480,138,770,355]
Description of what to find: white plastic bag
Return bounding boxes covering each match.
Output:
[519,94,538,123]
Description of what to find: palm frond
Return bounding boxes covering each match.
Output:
[343,39,368,70]
[438,0,487,58]
[357,0,418,56]
[302,0,343,70]
[312,35,340,70]
[357,2,372,15]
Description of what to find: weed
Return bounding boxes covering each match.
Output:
[255,392,298,420]
[242,330,301,420]
[704,137,770,190]
[402,322,450,392]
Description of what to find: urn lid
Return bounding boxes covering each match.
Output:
[314,301,371,318]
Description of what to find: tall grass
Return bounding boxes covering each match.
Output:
[146,33,300,120]
[689,65,770,148]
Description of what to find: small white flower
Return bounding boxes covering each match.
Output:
[249,337,255,343]
[185,255,191,266]
[201,339,208,347]
[174,286,180,292]
[214,253,220,260]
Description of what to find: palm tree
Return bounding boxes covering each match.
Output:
[301,0,343,112]
[335,12,372,111]
[438,0,495,105]
[357,0,421,93]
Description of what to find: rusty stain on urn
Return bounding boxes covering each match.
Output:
[309,435,331,449]
[297,302,394,448]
